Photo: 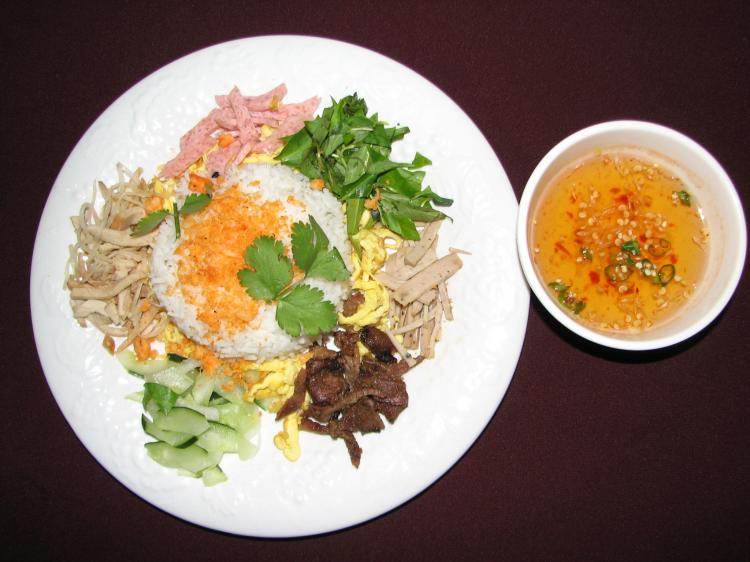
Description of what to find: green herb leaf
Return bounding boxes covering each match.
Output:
[180,193,212,215]
[291,217,349,281]
[380,207,420,240]
[276,284,337,337]
[277,128,313,166]
[581,247,593,261]
[346,198,366,237]
[412,187,454,207]
[410,152,432,169]
[676,190,691,206]
[143,382,178,415]
[277,93,452,238]
[238,236,293,301]
[307,246,349,281]
[132,210,168,236]
[172,205,181,239]
[379,168,425,198]
[366,159,408,176]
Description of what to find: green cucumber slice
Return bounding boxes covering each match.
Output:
[191,370,215,405]
[174,398,220,421]
[141,415,194,447]
[216,402,261,438]
[144,360,200,394]
[196,421,241,454]
[145,442,219,474]
[153,406,210,436]
[201,465,228,486]
[116,350,176,377]
[254,396,276,411]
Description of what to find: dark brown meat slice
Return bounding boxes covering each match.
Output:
[300,416,363,468]
[306,388,380,422]
[338,400,385,434]
[359,356,390,377]
[306,356,341,377]
[307,370,347,405]
[333,329,360,351]
[310,344,338,360]
[338,345,361,387]
[335,429,363,468]
[275,368,308,421]
[362,378,408,423]
[359,325,396,363]
[284,328,419,468]
[341,290,365,317]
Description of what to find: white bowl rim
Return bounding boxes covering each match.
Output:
[517,119,747,351]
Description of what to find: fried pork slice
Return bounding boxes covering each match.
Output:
[278,328,418,467]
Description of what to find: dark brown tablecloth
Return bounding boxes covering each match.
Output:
[5,2,748,560]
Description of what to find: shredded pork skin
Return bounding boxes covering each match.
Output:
[66,164,167,351]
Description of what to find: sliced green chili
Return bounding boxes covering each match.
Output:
[647,238,671,257]
[657,264,676,284]
[604,263,633,283]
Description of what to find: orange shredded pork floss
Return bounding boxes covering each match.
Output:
[175,184,292,339]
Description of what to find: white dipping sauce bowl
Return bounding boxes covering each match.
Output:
[517,121,746,350]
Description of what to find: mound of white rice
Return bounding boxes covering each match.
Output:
[151,163,351,361]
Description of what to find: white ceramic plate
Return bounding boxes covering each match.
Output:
[30,36,528,537]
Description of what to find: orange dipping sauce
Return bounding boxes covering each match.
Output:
[530,151,709,334]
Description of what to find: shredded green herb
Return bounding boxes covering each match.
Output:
[277,94,452,240]
[548,281,586,315]
[132,192,212,238]
[676,190,691,206]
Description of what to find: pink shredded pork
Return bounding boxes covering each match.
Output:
[159,84,320,179]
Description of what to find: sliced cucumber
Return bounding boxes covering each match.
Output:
[201,465,228,486]
[196,421,241,454]
[153,406,210,436]
[116,350,177,377]
[175,398,220,421]
[208,394,229,406]
[144,360,200,394]
[191,370,215,406]
[145,442,219,474]
[237,437,259,461]
[213,379,247,405]
[141,415,194,447]
[254,396,276,411]
[216,402,261,438]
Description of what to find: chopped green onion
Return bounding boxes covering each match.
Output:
[676,190,691,206]
[621,239,640,256]
[548,281,568,293]
[547,281,585,315]
[581,246,593,261]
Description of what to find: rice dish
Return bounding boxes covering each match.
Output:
[151,163,351,361]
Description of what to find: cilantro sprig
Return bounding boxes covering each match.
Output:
[237,216,349,337]
[132,191,212,238]
[277,94,452,240]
